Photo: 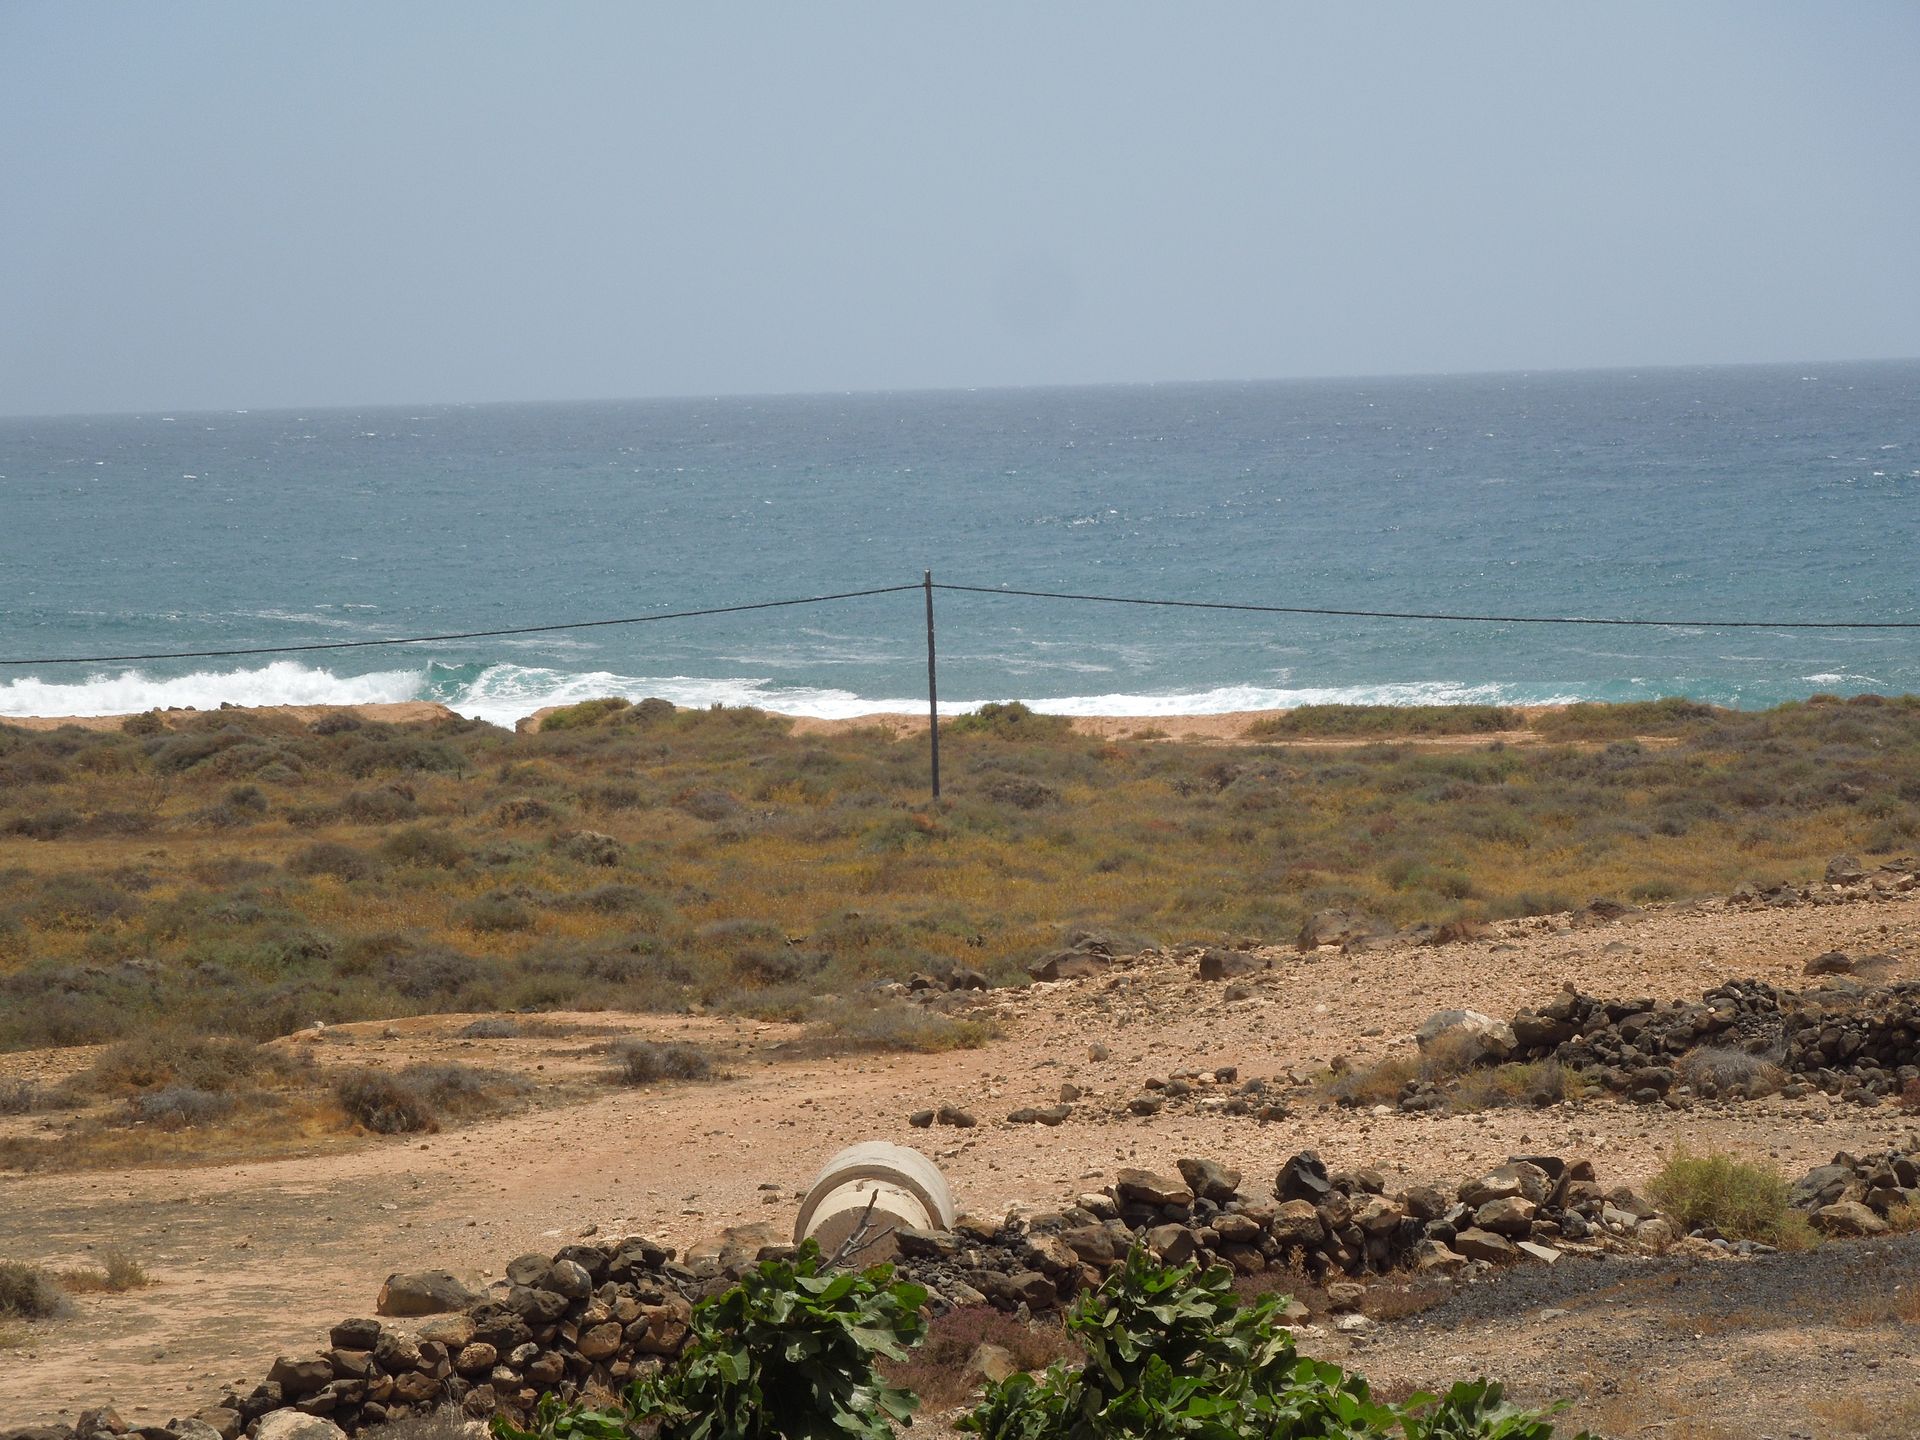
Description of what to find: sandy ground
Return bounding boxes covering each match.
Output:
[4,889,1919,1431]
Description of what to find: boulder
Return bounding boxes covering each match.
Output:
[1146,1223,1197,1265]
[455,1342,500,1374]
[1412,1239,1468,1272]
[578,1321,624,1361]
[1114,1167,1193,1209]
[1275,1151,1333,1204]
[1298,908,1390,951]
[1060,1225,1119,1267]
[547,1258,594,1299]
[1417,1009,1515,1061]
[1270,1199,1326,1250]
[1028,951,1109,982]
[264,1357,333,1400]
[1177,1157,1243,1204]
[326,1319,381,1352]
[1473,1196,1537,1238]
[252,1418,346,1440]
[376,1269,477,1317]
[416,1313,476,1347]
[1198,949,1265,982]
[1452,1228,1517,1263]
[1825,855,1867,885]
[1812,1200,1887,1237]
[968,1343,1019,1383]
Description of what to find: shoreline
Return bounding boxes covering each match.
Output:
[0,698,1585,746]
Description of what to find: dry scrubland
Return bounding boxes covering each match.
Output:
[0,693,1916,1175]
[3,694,1919,1053]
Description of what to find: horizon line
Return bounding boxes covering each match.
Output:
[4,351,1918,424]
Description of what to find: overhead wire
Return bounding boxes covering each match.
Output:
[1,577,1916,668]
[930,582,1920,630]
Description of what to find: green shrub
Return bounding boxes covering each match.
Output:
[458,893,536,933]
[382,826,468,869]
[946,701,1073,741]
[286,841,379,883]
[1247,704,1524,739]
[494,1239,928,1440]
[540,697,632,731]
[1648,1148,1810,1247]
[962,1249,1590,1440]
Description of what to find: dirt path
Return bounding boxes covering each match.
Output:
[3,890,1918,1430]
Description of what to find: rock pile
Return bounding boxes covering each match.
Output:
[1791,1145,1920,1235]
[40,1236,712,1440]
[1501,976,1920,1105]
[887,1150,1688,1318]
[1727,853,1917,910]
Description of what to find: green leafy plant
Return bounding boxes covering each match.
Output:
[492,1239,927,1440]
[961,1248,1591,1440]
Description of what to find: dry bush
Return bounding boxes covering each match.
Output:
[612,1039,717,1084]
[804,998,996,1055]
[0,1262,68,1320]
[285,840,380,882]
[332,1068,441,1134]
[459,1017,521,1039]
[884,1305,1079,1409]
[1676,1045,1785,1098]
[125,1085,236,1129]
[87,1032,297,1098]
[57,1248,150,1294]
[367,1407,475,1440]
[0,1080,46,1115]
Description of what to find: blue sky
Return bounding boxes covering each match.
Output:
[3,2,1916,414]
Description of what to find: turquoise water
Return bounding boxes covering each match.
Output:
[2,361,1916,726]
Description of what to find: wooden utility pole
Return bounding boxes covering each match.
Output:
[923,570,940,800]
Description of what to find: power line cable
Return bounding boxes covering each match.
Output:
[0,584,923,667]
[932,582,1920,630]
[3,577,1917,669]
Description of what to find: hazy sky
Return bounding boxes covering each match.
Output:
[3,2,1917,416]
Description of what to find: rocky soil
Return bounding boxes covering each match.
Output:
[4,880,1920,1438]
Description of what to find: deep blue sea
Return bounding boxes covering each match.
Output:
[2,361,1917,727]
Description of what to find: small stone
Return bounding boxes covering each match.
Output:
[935,1104,977,1127]
[908,1109,935,1128]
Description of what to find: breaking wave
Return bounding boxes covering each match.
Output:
[0,660,1599,728]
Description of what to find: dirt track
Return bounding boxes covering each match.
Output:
[4,889,1919,1433]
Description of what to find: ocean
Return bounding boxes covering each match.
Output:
[2,361,1916,728]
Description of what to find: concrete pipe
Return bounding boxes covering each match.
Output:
[793,1141,956,1267]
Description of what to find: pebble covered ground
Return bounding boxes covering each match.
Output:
[2,884,1917,1436]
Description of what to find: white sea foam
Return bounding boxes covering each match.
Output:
[0,661,420,718]
[0,661,1595,727]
